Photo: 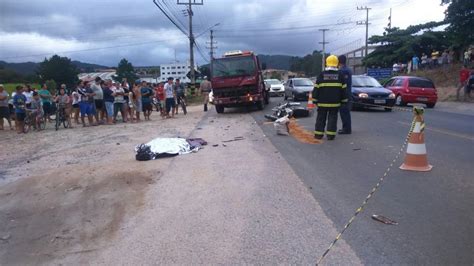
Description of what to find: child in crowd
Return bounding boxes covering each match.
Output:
[55,87,73,128]
[28,92,44,131]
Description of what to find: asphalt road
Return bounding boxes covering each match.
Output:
[248,97,474,265]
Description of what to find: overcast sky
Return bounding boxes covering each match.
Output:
[0,0,446,67]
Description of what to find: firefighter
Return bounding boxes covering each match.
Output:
[313,55,348,140]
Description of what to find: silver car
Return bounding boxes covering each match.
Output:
[284,78,314,101]
[264,79,285,97]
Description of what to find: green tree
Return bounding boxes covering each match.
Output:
[290,50,324,76]
[442,0,474,49]
[37,55,79,89]
[114,58,138,83]
[364,21,448,67]
[45,80,57,93]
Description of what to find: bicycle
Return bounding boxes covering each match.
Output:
[177,94,187,115]
[24,110,46,133]
[55,103,70,130]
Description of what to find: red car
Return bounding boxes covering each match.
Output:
[384,76,438,108]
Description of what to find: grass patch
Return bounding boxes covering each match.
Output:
[3,83,41,94]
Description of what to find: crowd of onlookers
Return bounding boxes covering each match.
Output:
[0,76,206,134]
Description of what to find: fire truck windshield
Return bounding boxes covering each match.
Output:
[212,56,256,78]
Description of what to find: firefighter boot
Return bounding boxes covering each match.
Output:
[204,104,208,112]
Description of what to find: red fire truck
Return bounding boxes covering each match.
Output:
[211,50,269,113]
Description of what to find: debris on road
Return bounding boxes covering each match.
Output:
[264,102,311,121]
[353,148,362,151]
[274,115,290,136]
[0,234,11,242]
[288,119,323,144]
[371,214,398,225]
[222,136,245,143]
[135,138,207,161]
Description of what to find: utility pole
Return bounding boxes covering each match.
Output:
[319,29,329,71]
[357,6,371,58]
[206,29,217,77]
[177,0,203,93]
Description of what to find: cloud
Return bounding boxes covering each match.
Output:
[0,0,447,66]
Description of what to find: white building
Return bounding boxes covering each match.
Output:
[160,62,196,83]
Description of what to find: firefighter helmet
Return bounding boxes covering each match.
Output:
[326,55,339,67]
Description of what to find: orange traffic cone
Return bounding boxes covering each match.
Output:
[400,106,432,172]
[307,93,315,109]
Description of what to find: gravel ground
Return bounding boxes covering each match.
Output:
[0,105,361,265]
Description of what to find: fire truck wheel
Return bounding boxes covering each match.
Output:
[257,99,265,110]
[215,105,224,113]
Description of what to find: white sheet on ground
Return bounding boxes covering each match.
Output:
[144,138,196,155]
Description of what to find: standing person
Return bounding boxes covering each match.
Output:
[13,85,27,134]
[421,53,428,69]
[27,92,44,131]
[91,77,104,124]
[457,65,471,101]
[112,82,126,123]
[55,86,73,128]
[38,84,53,122]
[133,81,142,122]
[412,55,420,71]
[199,76,212,111]
[313,55,348,141]
[71,84,81,124]
[164,77,176,118]
[122,80,131,123]
[173,78,186,115]
[140,81,153,120]
[0,84,13,130]
[156,82,165,116]
[337,55,352,135]
[103,82,115,125]
[23,84,34,108]
[78,81,96,127]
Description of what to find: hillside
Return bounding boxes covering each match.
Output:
[411,64,461,101]
[0,60,109,75]
[259,54,296,70]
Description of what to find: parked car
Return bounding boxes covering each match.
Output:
[384,76,438,108]
[284,78,314,101]
[264,79,285,97]
[351,75,396,111]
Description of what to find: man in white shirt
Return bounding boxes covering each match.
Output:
[164,77,175,118]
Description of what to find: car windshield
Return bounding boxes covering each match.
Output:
[265,79,281,85]
[409,78,434,88]
[212,56,256,78]
[293,79,313,86]
[352,76,383,87]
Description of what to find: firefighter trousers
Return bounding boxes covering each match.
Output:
[315,107,339,137]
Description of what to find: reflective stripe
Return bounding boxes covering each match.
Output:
[319,83,343,87]
[314,131,324,135]
[341,99,348,102]
[326,131,337,136]
[318,103,341,107]
[413,122,422,133]
[342,84,347,89]
[406,143,427,155]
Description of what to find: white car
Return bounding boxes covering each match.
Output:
[264,79,285,97]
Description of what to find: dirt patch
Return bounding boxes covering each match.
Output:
[0,105,204,264]
[288,119,322,144]
[0,166,158,265]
